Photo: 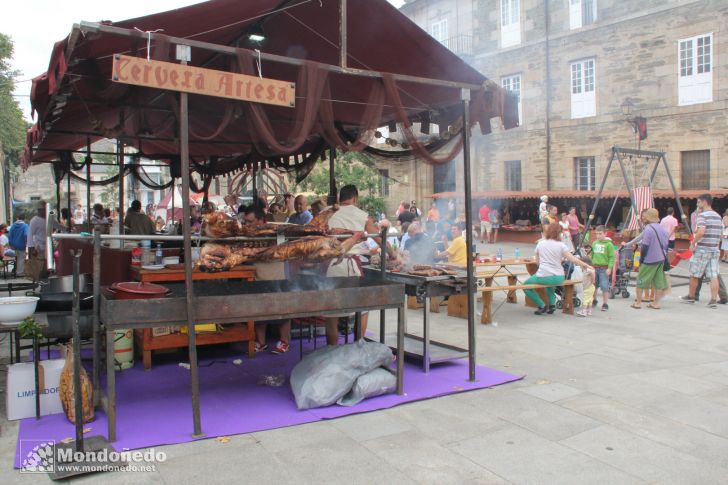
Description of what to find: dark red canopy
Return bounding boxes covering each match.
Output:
[24,0,515,170]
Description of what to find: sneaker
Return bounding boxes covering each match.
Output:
[680,295,696,303]
[601,304,609,311]
[254,342,268,352]
[271,341,289,354]
[547,305,556,314]
[719,299,727,305]
[708,300,718,309]
[576,310,587,317]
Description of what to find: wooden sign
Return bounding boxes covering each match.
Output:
[111,54,295,108]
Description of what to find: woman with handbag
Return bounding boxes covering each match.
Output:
[632,208,670,309]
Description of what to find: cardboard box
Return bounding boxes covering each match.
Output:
[6,359,65,421]
[180,323,218,334]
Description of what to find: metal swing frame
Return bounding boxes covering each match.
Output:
[579,146,692,251]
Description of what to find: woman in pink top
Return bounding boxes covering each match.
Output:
[566,207,584,248]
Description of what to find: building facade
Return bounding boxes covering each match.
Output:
[395,0,727,204]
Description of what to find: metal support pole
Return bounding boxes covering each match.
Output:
[92,228,101,406]
[396,304,404,395]
[461,89,476,382]
[179,51,204,438]
[86,138,92,233]
[67,170,72,232]
[339,0,348,68]
[71,250,84,452]
[117,140,124,240]
[661,153,691,235]
[252,162,257,202]
[379,226,387,344]
[328,148,337,206]
[581,149,616,251]
[617,150,642,231]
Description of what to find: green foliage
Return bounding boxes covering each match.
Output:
[0,33,27,170]
[18,317,43,340]
[297,151,389,216]
[99,165,120,209]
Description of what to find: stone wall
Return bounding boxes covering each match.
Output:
[395,0,728,198]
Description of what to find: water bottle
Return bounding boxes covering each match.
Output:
[514,247,521,262]
[155,243,163,265]
[496,247,503,262]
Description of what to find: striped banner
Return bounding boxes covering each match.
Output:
[625,186,653,230]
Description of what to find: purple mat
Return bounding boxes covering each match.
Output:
[15,341,521,468]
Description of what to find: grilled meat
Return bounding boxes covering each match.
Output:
[258,233,362,263]
[196,243,268,272]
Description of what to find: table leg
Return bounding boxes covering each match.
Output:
[507,275,518,303]
[430,296,441,313]
[354,312,362,341]
[563,286,575,315]
[247,320,255,357]
[481,291,493,324]
[14,329,20,363]
[396,305,404,395]
[423,295,430,373]
[142,350,152,371]
[379,309,385,344]
[106,329,116,442]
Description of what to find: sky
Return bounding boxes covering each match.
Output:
[1,0,405,120]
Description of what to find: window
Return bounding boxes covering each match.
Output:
[431,19,448,44]
[575,157,596,190]
[678,33,712,106]
[500,0,520,48]
[434,161,456,193]
[681,150,710,190]
[501,74,522,125]
[378,169,390,197]
[505,160,522,191]
[570,58,596,118]
[570,0,597,30]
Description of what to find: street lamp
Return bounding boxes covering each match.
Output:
[620,98,634,117]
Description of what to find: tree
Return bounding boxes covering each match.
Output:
[0,33,27,173]
[99,165,120,209]
[297,151,389,216]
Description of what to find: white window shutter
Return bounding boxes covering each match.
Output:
[570,0,582,30]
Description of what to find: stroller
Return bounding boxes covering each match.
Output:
[610,246,634,299]
[555,260,582,309]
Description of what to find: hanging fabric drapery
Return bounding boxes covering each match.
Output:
[625,186,654,231]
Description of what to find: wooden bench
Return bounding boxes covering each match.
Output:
[437,271,530,315]
[478,279,581,324]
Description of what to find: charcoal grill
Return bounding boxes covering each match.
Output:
[99,276,406,441]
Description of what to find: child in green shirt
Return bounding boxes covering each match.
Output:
[590,226,616,311]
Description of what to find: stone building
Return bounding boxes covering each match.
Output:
[390,0,727,215]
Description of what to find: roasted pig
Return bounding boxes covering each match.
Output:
[258,233,362,263]
[196,243,268,272]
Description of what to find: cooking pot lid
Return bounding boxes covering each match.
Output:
[111,282,170,295]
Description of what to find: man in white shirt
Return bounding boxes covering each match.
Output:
[325,185,389,345]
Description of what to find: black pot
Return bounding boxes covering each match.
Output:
[35,292,94,312]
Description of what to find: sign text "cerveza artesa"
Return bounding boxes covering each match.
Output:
[111,54,295,108]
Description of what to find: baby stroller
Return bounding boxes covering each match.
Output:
[555,260,582,309]
[610,246,633,299]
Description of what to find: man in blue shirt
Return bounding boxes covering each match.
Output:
[287,195,313,225]
[7,214,29,277]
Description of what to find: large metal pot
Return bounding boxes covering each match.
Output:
[40,274,93,294]
[35,292,94,312]
[104,282,170,300]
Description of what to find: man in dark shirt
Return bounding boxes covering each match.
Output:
[397,202,416,226]
[124,200,155,235]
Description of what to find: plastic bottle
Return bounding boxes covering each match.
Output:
[131,245,142,266]
[514,247,521,262]
[155,243,163,265]
[496,247,503,262]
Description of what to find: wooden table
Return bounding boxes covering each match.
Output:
[130,265,255,283]
[129,265,257,369]
[445,259,541,320]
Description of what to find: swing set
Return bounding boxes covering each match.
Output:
[579,146,693,252]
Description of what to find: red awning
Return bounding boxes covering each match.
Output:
[24,0,515,170]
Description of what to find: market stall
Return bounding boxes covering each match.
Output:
[21,0,518,444]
